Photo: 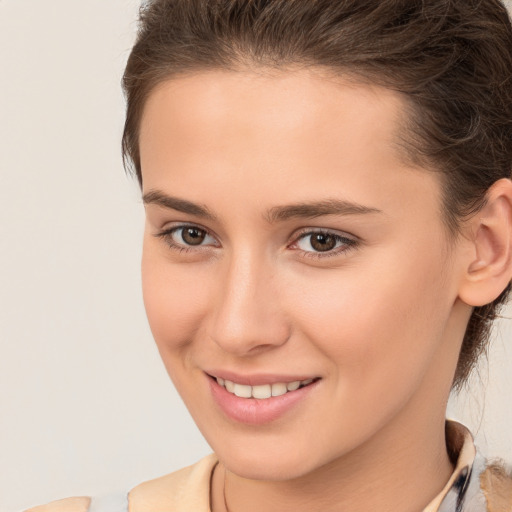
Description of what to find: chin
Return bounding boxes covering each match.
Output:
[210,435,331,481]
[224,454,311,481]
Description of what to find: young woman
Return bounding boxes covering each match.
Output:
[26,0,512,511]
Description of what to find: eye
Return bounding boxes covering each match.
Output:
[292,230,357,259]
[155,224,219,252]
[174,226,212,246]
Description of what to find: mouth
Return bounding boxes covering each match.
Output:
[209,375,318,399]
[207,373,321,424]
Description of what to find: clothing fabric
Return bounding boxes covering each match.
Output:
[23,420,511,512]
[88,493,129,512]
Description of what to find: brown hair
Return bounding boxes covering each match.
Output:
[122,0,512,389]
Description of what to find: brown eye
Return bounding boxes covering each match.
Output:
[293,230,357,259]
[309,233,337,252]
[155,224,219,252]
[180,227,207,245]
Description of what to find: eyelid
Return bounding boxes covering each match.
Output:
[288,227,359,259]
[291,227,358,245]
[154,222,221,249]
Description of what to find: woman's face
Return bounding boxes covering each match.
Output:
[139,69,471,480]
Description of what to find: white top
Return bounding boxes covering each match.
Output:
[87,493,128,512]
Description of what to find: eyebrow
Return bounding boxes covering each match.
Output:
[265,199,382,223]
[143,190,382,223]
[143,190,218,221]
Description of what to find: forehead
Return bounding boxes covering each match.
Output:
[138,68,442,224]
[139,68,407,169]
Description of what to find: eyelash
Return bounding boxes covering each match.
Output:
[154,224,358,260]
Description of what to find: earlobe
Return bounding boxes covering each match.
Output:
[458,178,512,307]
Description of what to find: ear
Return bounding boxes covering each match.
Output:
[458,178,512,307]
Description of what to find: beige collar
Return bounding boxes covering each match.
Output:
[423,420,477,511]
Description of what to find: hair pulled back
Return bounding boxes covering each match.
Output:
[122,0,512,389]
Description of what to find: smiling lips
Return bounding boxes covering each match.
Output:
[216,376,315,399]
[209,374,319,424]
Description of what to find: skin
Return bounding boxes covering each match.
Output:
[138,68,509,512]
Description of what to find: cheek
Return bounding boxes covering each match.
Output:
[276,251,455,447]
[284,245,454,391]
[141,242,209,355]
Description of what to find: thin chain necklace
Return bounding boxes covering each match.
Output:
[210,463,231,512]
[222,467,232,512]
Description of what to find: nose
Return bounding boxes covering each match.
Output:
[209,249,291,356]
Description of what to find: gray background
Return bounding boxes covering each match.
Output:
[1,1,511,510]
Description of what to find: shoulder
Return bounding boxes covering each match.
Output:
[21,454,218,512]
[128,453,218,511]
[480,461,512,512]
[24,497,91,512]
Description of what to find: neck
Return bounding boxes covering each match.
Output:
[212,404,453,512]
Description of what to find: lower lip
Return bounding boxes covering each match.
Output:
[208,376,319,425]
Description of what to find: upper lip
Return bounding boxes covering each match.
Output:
[205,370,319,386]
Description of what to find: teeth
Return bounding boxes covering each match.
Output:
[217,377,315,399]
[252,384,272,399]
[234,383,252,398]
[271,382,288,397]
[286,380,301,391]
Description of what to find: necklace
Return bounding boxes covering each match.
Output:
[210,462,231,512]
[222,466,231,512]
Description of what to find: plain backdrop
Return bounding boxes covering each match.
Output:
[1,1,511,510]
